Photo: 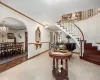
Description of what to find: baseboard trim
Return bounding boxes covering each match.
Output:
[28,50,50,60]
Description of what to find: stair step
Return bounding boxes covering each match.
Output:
[84,46,97,49]
[84,53,100,56]
[84,51,100,55]
[84,46,97,48]
[84,43,92,46]
[82,53,100,65]
[82,57,100,65]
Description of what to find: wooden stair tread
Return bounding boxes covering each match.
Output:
[84,54,100,59]
[82,57,100,65]
[84,50,100,54]
[84,57,100,62]
[82,41,100,65]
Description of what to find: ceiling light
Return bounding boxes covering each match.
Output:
[45,24,49,28]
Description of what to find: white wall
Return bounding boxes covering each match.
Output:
[75,12,100,43]
[14,30,26,43]
[0,4,50,58]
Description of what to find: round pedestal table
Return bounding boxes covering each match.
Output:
[49,50,72,80]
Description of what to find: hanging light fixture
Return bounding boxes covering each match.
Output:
[0,21,9,42]
[2,21,9,32]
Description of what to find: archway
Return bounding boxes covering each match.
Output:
[0,17,28,64]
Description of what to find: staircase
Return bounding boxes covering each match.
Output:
[55,8,100,58]
[55,21,84,57]
[81,40,100,65]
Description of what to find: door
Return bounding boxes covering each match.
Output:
[25,32,28,52]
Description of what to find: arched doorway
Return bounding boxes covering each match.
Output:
[0,17,28,68]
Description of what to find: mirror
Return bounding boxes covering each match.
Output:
[35,27,41,43]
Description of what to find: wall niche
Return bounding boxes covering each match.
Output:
[35,27,42,49]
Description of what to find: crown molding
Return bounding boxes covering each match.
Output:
[0,2,45,27]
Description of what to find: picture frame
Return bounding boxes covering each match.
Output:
[7,33,14,39]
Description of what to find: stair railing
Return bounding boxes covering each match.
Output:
[62,8,100,21]
[81,8,100,20]
[57,20,84,57]
[71,21,84,57]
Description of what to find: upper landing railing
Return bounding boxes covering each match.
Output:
[62,8,100,21]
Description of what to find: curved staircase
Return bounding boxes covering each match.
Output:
[55,8,100,65]
[55,21,84,57]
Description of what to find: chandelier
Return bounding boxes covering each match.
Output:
[0,21,9,32]
[0,21,9,42]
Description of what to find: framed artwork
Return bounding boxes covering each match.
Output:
[7,33,14,39]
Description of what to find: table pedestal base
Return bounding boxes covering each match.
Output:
[52,68,69,80]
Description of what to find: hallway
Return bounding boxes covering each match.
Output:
[0,52,100,80]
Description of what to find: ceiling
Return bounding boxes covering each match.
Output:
[0,17,26,30]
[1,0,100,30]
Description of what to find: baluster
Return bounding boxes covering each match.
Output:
[67,22,69,31]
[72,23,75,34]
[70,22,72,33]
[80,11,82,20]
[81,11,83,20]
[75,25,77,35]
[66,22,68,31]
[69,22,71,33]
[77,30,79,40]
[71,23,73,34]
[72,24,74,34]
[83,11,85,19]
[76,28,78,37]
[91,9,93,16]
[95,9,98,14]
[93,9,95,15]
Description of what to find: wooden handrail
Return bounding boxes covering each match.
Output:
[71,22,84,57]
[71,22,84,41]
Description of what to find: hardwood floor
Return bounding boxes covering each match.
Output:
[0,54,28,73]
